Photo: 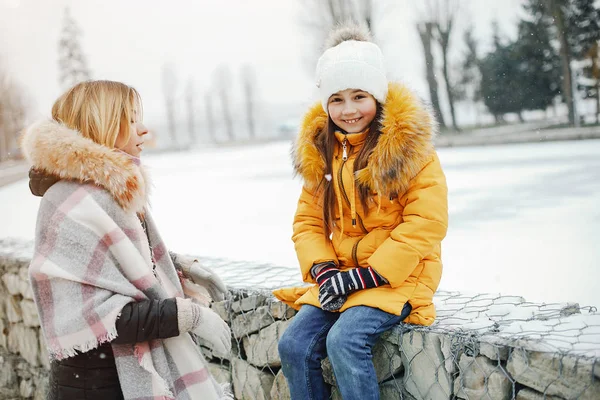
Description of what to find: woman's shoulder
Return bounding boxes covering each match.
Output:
[37,180,140,238]
[42,180,129,216]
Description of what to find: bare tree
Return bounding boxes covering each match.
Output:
[457,25,483,126]
[58,7,91,89]
[543,0,576,126]
[241,64,257,140]
[0,65,27,162]
[417,21,447,129]
[414,0,461,131]
[436,0,460,131]
[299,0,377,73]
[204,91,217,143]
[161,64,178,146]
[185,78,198,145]
[213,65,235,141]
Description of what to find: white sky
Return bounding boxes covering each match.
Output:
[0,0,524,129]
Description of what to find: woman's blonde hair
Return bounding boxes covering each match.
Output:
[51,80,142,148]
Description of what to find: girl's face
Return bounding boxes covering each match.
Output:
[327,89,377,133]
[115,110,148,157]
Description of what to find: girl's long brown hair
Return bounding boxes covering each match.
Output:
[316,102,384,239]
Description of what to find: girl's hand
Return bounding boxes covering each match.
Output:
[318,284,347,311]
[322,266,387,295]
[312,261,348,311]
[312,261,339,287]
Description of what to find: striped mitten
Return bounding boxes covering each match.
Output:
[318,284,347,311]
[312,262,338,286]
[311,262,347,311]
[322,266,387,296]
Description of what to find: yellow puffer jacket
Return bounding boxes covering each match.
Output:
[273,82,448,326]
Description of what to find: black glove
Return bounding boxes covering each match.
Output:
[319,284,347,311]
[311,261,338,287]
[321,266,387,296]
[311,262,347,311]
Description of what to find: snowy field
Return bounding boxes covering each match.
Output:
[1,139,599,308]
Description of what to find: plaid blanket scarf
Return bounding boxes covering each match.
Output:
[23,120,231,399]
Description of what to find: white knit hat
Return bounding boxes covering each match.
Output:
[316,25,388,113]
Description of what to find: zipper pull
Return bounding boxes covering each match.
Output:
[342,137,348,161]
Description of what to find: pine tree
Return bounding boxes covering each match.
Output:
[512,16,561,112]
[526,0,600,125]
[567,0,600,60]
[58,7,91,89]
[526,0,576,124]
[480,23,523,121]
[480,40,521,121]
[479,16,561,122]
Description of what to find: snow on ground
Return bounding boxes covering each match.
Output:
[1,139,599,308]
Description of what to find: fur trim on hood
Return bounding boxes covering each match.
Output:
[292,82,438,197]
[21,120,149,213]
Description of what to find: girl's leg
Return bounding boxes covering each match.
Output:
[278,305,339,400]
[326,303,411,400]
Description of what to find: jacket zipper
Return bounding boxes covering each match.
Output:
[338,138,368,234]
[338,136,368,267]
[351,237,364,267]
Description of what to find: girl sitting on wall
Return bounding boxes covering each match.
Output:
[274,23,448,400]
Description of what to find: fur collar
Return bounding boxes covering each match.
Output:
[292,82,438,196]
[21,120,149,213]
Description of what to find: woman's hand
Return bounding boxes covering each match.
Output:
[187,262,227,302]
[172,252,228,301]
[191,307,232,355]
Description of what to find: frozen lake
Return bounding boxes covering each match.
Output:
[1,139,599,308]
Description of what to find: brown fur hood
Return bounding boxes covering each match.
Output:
[292,82,438,196]
[21,120,149,213]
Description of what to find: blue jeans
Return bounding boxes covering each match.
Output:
[278,303,411,400]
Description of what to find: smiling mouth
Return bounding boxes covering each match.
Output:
[343,117,362,124]
[136,143,144,150]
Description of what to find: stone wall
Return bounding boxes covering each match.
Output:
[0,240,49,399]
[1,239,599,399]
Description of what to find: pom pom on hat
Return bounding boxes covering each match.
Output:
[316,22,388,113]
[324,22,373,48]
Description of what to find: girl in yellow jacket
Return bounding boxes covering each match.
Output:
[275,23,448,400]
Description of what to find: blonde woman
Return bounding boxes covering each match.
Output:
[22,80,233,400]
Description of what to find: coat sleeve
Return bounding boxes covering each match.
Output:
[292,185,339,283]
[367,153,448,287]
[112,298,180,344]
